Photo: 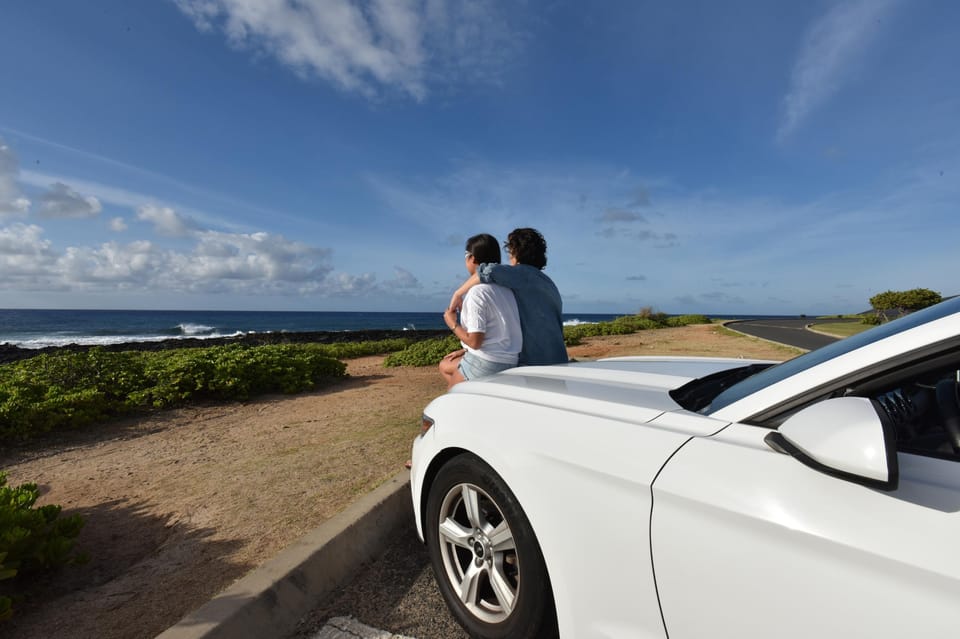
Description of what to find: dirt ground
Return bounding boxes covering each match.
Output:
[0,324,799,639]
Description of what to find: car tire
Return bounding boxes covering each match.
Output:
[425,453,557,639]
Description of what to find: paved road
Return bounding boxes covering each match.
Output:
[726,318,848,351]
[289,518,466,639]
[292,318,855,638]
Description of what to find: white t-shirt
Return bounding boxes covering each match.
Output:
[460,283,523,365]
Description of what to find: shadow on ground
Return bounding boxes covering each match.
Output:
[4,498,247,639]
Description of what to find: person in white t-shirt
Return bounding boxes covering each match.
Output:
[439,233,523,388]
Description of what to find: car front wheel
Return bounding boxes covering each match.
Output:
[425,453,556,639]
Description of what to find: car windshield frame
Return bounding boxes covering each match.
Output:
[703,298,960,415]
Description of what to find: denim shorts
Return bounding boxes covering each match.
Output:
[458,351,515,380]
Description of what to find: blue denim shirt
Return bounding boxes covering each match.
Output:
[476,263,568,365]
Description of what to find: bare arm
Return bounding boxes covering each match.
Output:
[444,307,484,349]
[449,272,481,311]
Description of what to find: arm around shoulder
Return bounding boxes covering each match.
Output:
[476,262,517,286]
[450,272,481,310]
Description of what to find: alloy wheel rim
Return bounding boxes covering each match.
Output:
[436,482,519,623]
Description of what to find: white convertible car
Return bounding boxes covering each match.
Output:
[410,297,960,638]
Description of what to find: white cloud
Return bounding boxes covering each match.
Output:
[36,182,102,219]
[778,0,900,140]
[0,140,30,215]
[387,266,421,289]
[182,230,334,284]
[60,240,168,286]
[173,0,517,100]
[0,224,59,287]
[109,217,128,232]
[137,205,196,237]
[0,223,54,258]
[0,223,348,296]
[315,271,378,295]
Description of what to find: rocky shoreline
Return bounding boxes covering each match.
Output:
[0,328,450,365]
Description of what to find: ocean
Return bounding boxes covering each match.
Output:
[0,309,625,349]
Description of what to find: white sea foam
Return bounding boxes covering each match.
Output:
[177,323,216,335]
[562,319,597,327]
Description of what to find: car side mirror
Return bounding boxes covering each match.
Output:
[764,397,899,491]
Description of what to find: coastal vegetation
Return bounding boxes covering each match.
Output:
[562,312,711,344]
[0,472,87,620]
[0,338,417,621]
[0,342,415,443]
[383,311,712,367]
[865,288,942,324]
[0,312,713,443]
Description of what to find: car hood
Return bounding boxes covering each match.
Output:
[448,356,764,426]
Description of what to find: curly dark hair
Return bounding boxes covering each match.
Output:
[504,228,547,269]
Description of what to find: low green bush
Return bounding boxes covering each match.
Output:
[315,338,412,359]
[0,344,349,442]
[563,312,711,345]
[0,472,87,620]
[129,344,347,407]
[383,335,460,367]
[665,314,711,327]
[384,313,715,362]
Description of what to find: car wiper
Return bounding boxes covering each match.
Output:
[670,363,774,413]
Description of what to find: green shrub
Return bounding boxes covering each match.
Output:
[0,472,87,619]
[562,312,711,345]
[383,335,460,367]
[313,338,412,359]
[665,314,710,327]
[0,344,348,442]
[637,306,670,323]
[124,344,348,407]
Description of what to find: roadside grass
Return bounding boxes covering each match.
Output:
[810,322,872,338]
[715,325,806,356]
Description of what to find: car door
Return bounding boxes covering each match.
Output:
[648,418,960,638]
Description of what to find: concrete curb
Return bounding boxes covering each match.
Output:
[156,470,411,639]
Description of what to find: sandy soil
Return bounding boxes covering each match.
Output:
[0,324,798,638]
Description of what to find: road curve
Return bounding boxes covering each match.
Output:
[726,318,845,351]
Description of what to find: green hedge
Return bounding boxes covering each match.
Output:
[383,335,461,367]
[383,313,713,365]
[0,472,87,620]
[563,312,710,345]
[0,344,353,442]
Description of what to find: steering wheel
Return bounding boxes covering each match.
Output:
[935,379,960,454]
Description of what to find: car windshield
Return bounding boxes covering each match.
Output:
[702,297,960,414]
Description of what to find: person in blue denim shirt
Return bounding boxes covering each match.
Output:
[449,228,568,366]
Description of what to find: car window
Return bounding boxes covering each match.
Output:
[859,355,960,461]
[705,298,960,415]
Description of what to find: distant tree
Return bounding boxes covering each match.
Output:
[899,288,943,311]
[868,288,942,322]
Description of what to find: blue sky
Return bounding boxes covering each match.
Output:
[0,0,957,315]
